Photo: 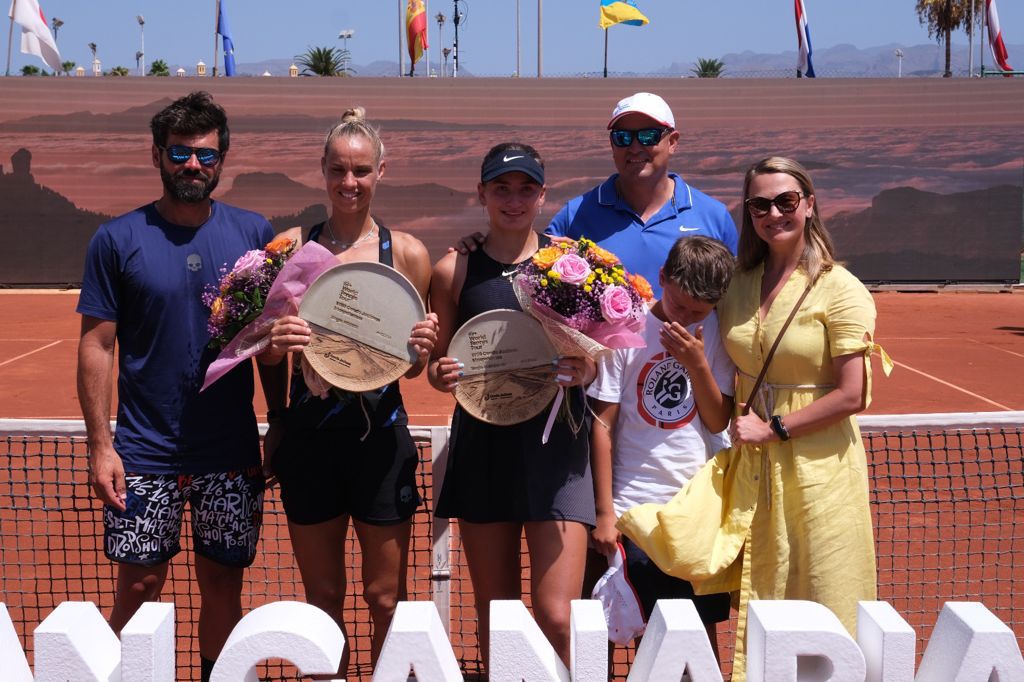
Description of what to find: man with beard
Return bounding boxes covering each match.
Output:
[76,91,287,682]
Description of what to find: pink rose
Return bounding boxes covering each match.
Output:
[231,249,266,278]
[550,253,591,285]
[600,285,633,322]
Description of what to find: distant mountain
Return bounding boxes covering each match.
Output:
[665,42,1024,78]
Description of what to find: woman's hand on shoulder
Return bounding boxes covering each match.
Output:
[448,231,486,255]
[260,315,311,365]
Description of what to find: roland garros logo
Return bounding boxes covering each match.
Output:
[636,352,696,429]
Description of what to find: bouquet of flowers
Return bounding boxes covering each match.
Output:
[512,237,653,442]
[203,234,298,349]
[513,237,653,354]
[199,233,339,392]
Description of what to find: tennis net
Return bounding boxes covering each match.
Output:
[1,413,1021,680]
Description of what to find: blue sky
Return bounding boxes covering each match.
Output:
[5,0,1022,76]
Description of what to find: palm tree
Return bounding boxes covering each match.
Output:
[87,42,97,59]
[691,58,725,78]
[148,59,170,77]
[106,66,130,77]
[295,46,354,76]
[915,0,982,77]
[61,60,76,76]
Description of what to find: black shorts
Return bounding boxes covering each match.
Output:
[622,536,731,625]
[272,425,421,526]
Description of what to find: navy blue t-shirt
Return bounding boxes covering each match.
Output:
[77,201,275,474]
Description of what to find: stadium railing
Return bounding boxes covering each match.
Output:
[1,413,1022,680]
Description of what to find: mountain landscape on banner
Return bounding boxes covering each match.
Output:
[0,80,1020,285]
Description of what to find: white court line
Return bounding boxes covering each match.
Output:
[0,340,64,368]
[892,360,1012,411]
[967,338,1024,360]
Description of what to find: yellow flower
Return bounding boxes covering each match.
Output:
[540,278,549,287]
[532,246,563,270]
[210,297,224,316]
[583,285,592,293]
[549,270,562,279]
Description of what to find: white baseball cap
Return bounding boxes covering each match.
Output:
[591,543,646,645]
[607,92,675,129]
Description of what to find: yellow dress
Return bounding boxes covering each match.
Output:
[618,263,892,681]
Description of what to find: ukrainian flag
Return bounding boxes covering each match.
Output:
[599,0,649,29]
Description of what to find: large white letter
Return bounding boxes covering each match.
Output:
[857,601,915,682]
[373,601,462,681]
[33,601,121,681]
[489,600,569,681]
[746,600,866,682]
[627,600,723,682]
[570,599,608,682]
[121,602,175,682]
[211,601,344,682]
[0,603,33,682]
[917,602,1024,681]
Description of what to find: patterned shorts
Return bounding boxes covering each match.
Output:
[103,468,265,568]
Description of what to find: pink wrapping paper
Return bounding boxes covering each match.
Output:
[200,240,338,392]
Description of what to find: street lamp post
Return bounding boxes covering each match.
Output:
[895,48,904,79]
[338,29,354,74]
[136,15,145,76]
[435,13,445,77]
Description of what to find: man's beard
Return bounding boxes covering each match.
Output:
[161,166,220,203]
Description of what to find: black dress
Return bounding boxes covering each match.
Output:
[434,235,595,526]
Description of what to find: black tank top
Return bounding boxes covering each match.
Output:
[286,221,408,430]
[456,233,551,327]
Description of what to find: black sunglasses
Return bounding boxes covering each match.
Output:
[609,127,671,148]
[160,144,222,167]
[744,190,806,218]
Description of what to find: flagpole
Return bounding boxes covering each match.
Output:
[213,0,221,77]
[969,0,975,77]
[536,0,542,78]
[5,0,17,77]
[981,0,987,76]
[603,29,608,78]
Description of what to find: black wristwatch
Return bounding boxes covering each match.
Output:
[770,415,790,441]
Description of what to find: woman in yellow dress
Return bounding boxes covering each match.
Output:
[620,156,890,680]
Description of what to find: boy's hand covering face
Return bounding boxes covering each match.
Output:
[659,321,706,371]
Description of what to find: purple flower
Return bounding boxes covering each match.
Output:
[550,253,591,285]
[231,249,267,279]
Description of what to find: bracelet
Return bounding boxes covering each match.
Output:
[266,408,286,423]
[770,415,790,441]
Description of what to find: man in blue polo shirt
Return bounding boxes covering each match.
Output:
[76,91,287,682]
[548,92,737,298]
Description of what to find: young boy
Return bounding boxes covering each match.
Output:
[587,235,735,655]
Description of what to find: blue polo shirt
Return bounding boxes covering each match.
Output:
[77,201,274,475]
[547,173,738,298]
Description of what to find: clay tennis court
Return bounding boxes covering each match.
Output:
[1,288,1022,680]
[3,289,1023,419]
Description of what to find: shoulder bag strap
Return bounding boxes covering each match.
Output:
[741,283,813,416]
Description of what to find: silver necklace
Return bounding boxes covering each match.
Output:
[325,221,377,250]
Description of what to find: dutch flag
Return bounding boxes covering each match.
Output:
[795,0,815,78]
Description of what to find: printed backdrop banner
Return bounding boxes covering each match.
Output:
[0,78,1021,286]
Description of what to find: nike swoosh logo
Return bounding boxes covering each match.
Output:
[503,155,524,162]
[679,226,700,232]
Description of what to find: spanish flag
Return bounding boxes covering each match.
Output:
[599,0,649,30]
[406,0,429,64]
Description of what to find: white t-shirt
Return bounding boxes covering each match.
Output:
[587,307,736,516]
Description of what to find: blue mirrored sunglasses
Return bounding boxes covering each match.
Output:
[609,127,671,148]
[160,144,222,167]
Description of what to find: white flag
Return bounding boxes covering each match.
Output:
[8,0,62,72]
